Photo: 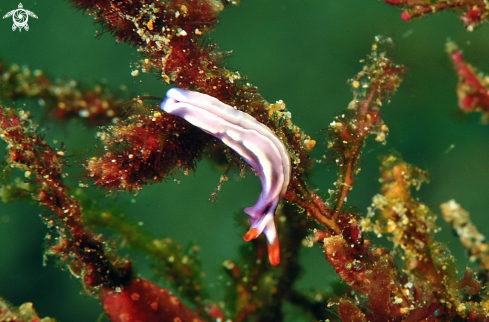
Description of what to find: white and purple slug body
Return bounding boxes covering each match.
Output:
[160,88,291,266]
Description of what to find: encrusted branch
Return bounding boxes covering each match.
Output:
[2,1,489,321]
[0,60,128,125]
[0,298,56,322]
[446,41,489,122]
[0,105,131,290]
[382,0,489,30]
[441,200,489,271]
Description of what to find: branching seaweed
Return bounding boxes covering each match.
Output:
[1,1,489,321]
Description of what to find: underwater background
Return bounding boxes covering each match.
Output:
[1,0,489,320]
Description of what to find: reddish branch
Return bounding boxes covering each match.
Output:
[71,1,314,211]
[382,0,489,30]
[0,106,132,289]
[5,0,488,320]
[0,60,128,125]
[446,41,489,122]
[85,111,207,191]
[102,278,203,322]
[292,38,416,321]
[326,38,405,218]
[0,102,207,321]
[286,41,405,241]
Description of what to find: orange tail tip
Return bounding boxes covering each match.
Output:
[267,238,280,266]
[243,227,280,265]
[243,228,259,242]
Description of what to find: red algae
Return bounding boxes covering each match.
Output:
[102,278,203,322]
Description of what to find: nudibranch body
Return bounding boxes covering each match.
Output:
[160,88,291,265]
